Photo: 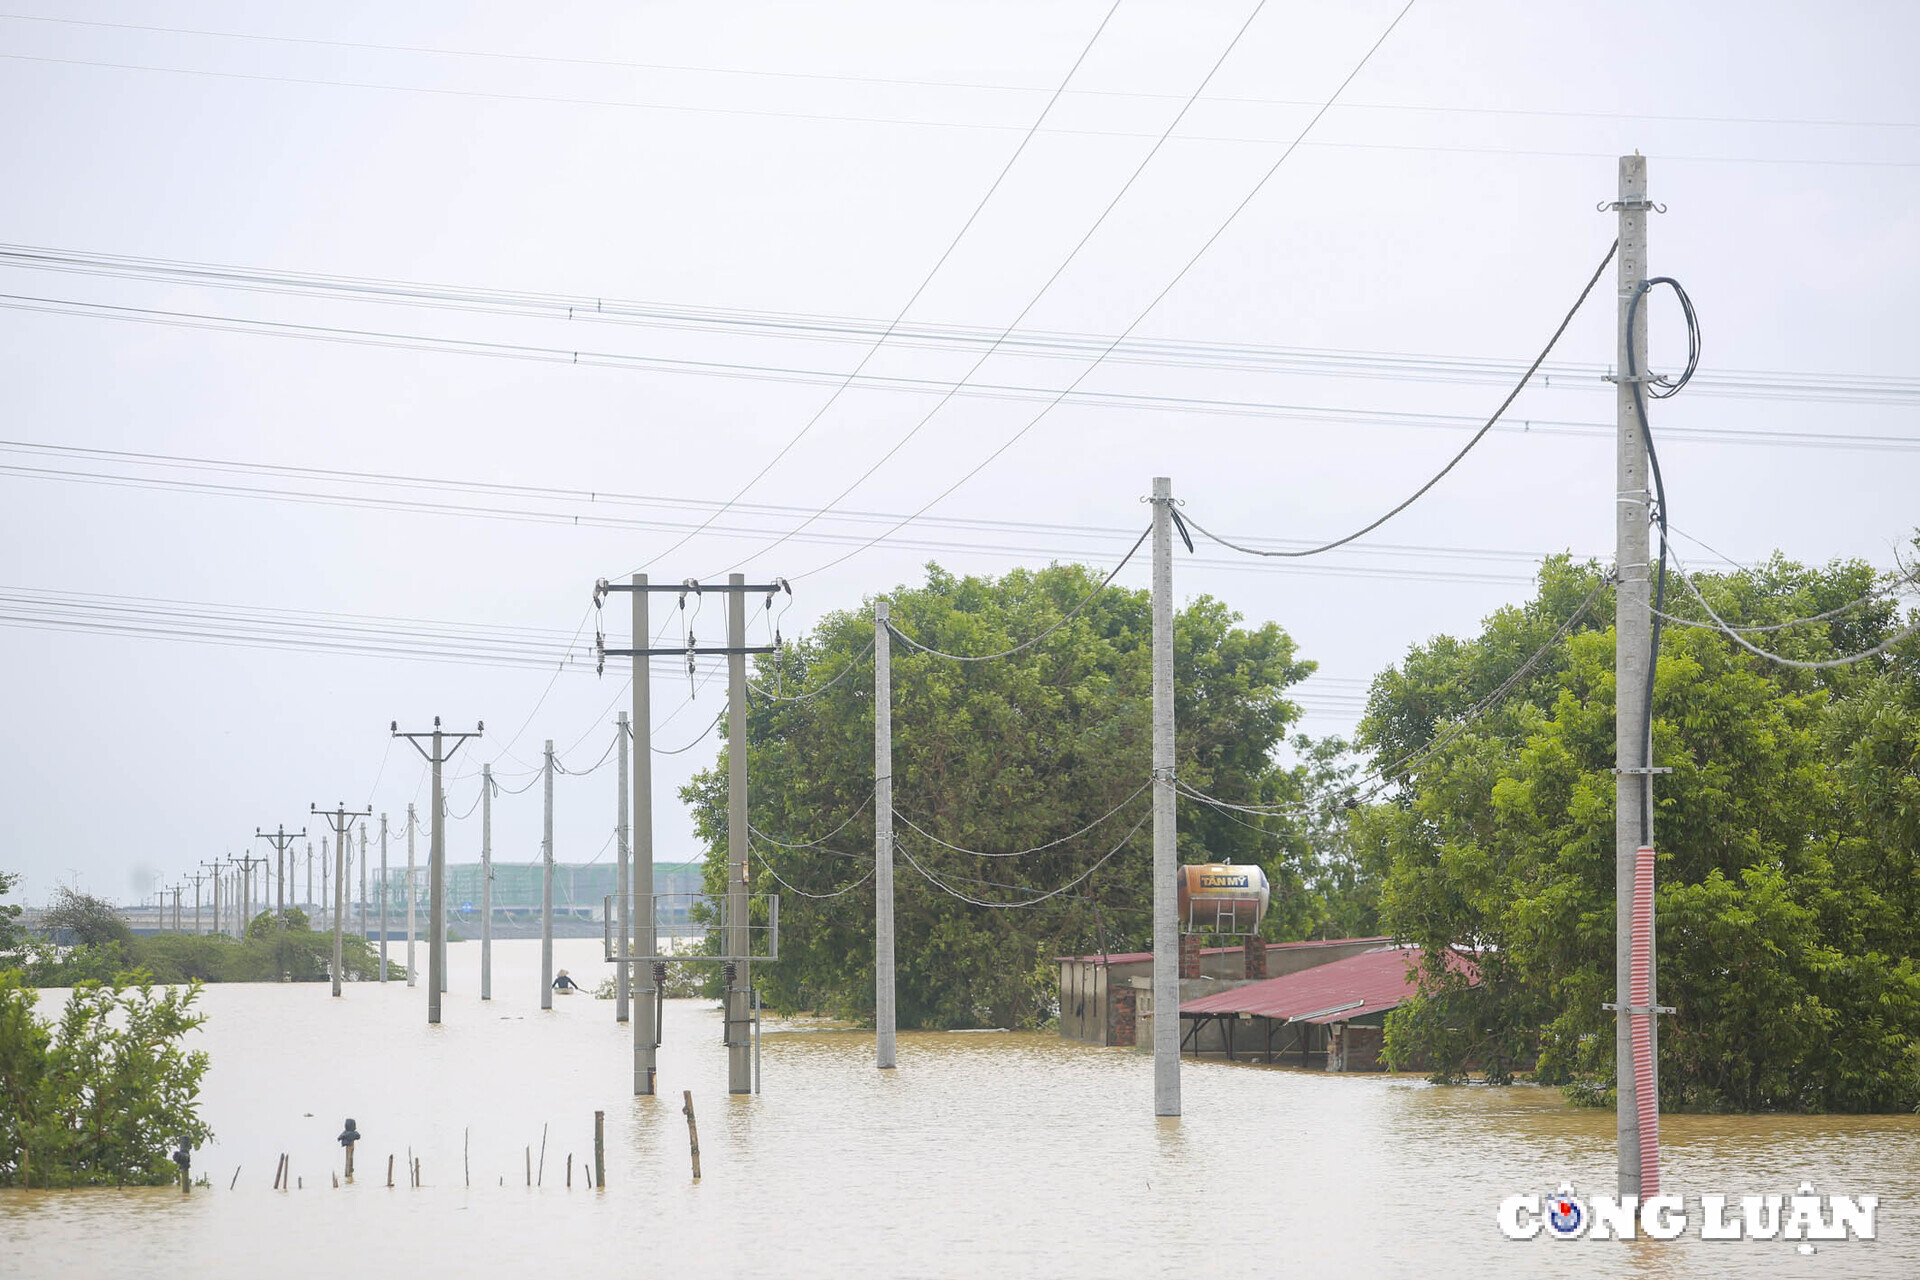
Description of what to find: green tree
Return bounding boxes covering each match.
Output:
[682,561,1346,1029]
[1354,552,1920,1111]
[0,971,213,1186]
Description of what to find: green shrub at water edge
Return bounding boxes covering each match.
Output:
[0,970,214,1187]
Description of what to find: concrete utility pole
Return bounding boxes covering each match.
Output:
[1151,475,1180,1118]
[191,871,204,935]
[393,718,482,1025]
[481,765,493,1001]
[726,574,752,1094]
[616,711,631,1024]
[320,837,329,933]
[359,824,368,954]
[202,860,222,938]
[874,598,896,1070]
[306,841,314,923]
[312,804,371,998]
[236,854,267,937]
[1610,153,1661,1199]
[406,806,417,988]
[379,813,390,983]
[632,576,657,1094]
[594,572,783,1093]
[542,739,555,1011]
[256,826,305,925]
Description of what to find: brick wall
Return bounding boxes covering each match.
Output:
[1244,936,1267,979]
[1179,933,1201,979]
[1111,985,1137,1047]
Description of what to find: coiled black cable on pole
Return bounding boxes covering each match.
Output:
[1624,276,1700,845]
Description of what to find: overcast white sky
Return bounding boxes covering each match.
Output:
[3,1,1916,907]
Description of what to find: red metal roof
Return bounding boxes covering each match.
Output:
[1056,936,1391,966]
[1178,945,1479,1023]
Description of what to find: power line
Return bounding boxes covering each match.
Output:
[716,0,1288,576]
[609,0,1125,579]
[895,809,1150,908]
[8,298,1916,452]
[1667,549,1920,670]
[1182,239,1619,561]
[7,50,1918,170]
[748,790,876,850]
[747,637,877,704]
[8,241,1914,406]
[892,782,1151,857]
[7,12,1916,133]
[883,526,1150,661]
[754,851,875,901]
[778,0,1421,582]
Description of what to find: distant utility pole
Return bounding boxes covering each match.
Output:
[594,572,785,1095]
[256,826,306,925]
[874,598,896,1070]
[201,859,223,938]
[306,842,314,923]
[616,711,631,1024]
[480,766,493,1002]
[393,718,482,1025]
[1151,475,1179,1118]
[312,803,371,998]
[542,740,554,1012]
[379,813,390,983]
[1608,153,1663,1200]
[406,805,417,988]
[358,824,368,956]
[320,837,330,933]
[236,854,267,936]
[191,871,204,935]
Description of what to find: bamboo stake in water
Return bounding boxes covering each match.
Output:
[537,1122,547,1186]
[566,1153,572,1188]
[387,1154,394,1188]
[230,1166,240,1190]
[464,1126,470,1187]
[682,1091,701,1180]
[593,1110,605,1189]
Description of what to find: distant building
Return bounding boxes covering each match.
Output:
[1176,944,1481,1071]
[372,860,707,922]
[1056,937,1391,1046]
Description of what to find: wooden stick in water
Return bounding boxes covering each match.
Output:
[566,1153,572,1188]
[681,1091,701,1181]
[537,1122,547,1187]
[525,1146,530,1186]
[464,1126,470,1187]
[230,1166,240,1190]
[593,1111,605,1189]
[387,1154,394,1188]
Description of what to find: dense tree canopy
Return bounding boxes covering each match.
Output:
[681,561,1343,1029]
[1354,551,1920,1111]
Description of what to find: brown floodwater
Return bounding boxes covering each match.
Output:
[4,938,1916,1278]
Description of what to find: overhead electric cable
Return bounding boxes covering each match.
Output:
[747,637,876,704]
[1182,239,1619,561]
[608,0,1123,579]
[1667,549,1920,669]
[891,782,1151,857]
[778,0,1421,582]
[748,790,876,849]
[895,809,1150,908]
[885,526,1151,661]
[755,854,876,900]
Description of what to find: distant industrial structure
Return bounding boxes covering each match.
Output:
[370,860,705,930]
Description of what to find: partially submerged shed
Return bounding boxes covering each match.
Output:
[1177,944,1479,1071]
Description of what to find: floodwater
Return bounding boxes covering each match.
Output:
[4,939,1917,1279]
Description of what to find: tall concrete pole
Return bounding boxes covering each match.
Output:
[1613,153,1657,1199]
[379,814,389,982]
[633,575,658,1095]
[333,823,347,994]
[874,598,897,1070]
[306,842,314,923]
[359,825,368,952]
[428,725,447,1022]
[192,872,202,935]
[616,711,631,1024]
[207,861,220,938]
[481,764,493,1001]
[406,805,418,988]
[1151,475,1180,1117]
[275,828,285,920]
[542,740,555,1011]
[320,838,329,933]
[727,573,752,1093]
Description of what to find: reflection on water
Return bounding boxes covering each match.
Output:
[4,939,1916,1278]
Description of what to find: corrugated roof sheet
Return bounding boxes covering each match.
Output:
[1178,945,1478,1023]
[1056,936,1391,966]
